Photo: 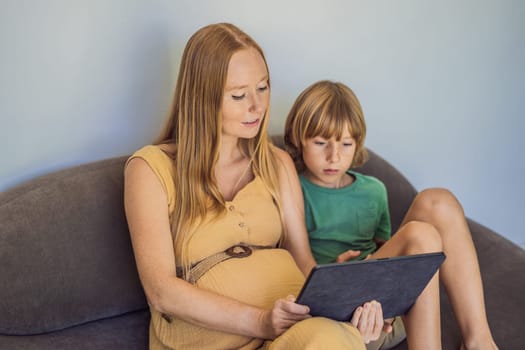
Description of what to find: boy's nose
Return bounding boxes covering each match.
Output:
[327,146,340,162]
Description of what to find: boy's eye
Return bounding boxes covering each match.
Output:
[343,143,353,147]
[314,141,326,145]
[232,94,246,101]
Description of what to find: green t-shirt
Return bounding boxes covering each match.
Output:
[300,171,391,264]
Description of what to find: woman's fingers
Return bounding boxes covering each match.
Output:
[365,302,376,343]
[280,295,310,317]
[359,302,372,343]
[372,301,384,340]
[383,317,394,333]
[268,295,311,337]
[350,305,362,327]
[352,301,384,344]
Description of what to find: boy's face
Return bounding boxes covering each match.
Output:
[302,128,356,188]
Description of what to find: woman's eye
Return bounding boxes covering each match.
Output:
[257,85,268,92]
[232,94,245,101]
[343,143,353,147]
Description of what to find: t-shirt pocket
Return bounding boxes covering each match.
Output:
[356,203,378,238]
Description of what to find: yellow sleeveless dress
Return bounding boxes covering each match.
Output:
[129,145,364,350]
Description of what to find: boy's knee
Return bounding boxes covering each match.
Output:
[399,221,443,253]
[414,188,464,218]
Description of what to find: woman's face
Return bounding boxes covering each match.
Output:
[221,48,269,141]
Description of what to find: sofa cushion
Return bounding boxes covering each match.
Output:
[0,309,149,349]
[0,157,147,335]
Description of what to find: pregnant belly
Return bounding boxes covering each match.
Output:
[150,248,307,350]
[196,248,306,309]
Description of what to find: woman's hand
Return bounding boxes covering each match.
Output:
[350,300,384,344]
[383,317,395,334]
[259,295,311,339]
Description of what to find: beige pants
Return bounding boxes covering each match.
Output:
[366,317,406,350]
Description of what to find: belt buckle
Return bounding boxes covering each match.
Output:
[225,245,252,258]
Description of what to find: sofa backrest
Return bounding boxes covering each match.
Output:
[357,149,417,233]
[0,156,147,335]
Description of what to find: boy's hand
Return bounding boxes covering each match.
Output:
[335,249,361,262]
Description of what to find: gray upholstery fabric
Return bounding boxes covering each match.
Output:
[1,137,524,349]
[0,157,146,335]
[0,310,149,349]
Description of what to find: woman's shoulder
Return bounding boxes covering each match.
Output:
[125,144,177,206]
[270,144,295,168]
[130,144,175,162]
[126,144,176,185]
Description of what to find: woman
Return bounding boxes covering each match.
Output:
[124,23,376,349]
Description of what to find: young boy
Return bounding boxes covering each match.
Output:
[285,80,394,263]
[284,80,499,350]
[284,80,405,350]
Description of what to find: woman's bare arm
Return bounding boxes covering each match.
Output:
[272,148,317,277]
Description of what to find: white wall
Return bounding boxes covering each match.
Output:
[1,0,524,248]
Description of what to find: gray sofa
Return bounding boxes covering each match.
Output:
[1,138,524,349]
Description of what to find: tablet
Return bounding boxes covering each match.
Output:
[296,252,445,321]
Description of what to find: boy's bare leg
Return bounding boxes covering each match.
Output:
[401,188,498,350]
[372,221,442,350]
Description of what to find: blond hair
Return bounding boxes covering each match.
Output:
[284,80,368,173]
[156,23,281,278]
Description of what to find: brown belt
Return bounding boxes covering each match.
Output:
[177,244,273,284]
[162,244,273,323]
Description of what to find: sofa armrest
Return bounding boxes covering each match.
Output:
[469,219,525,340]
[431,219,525,349]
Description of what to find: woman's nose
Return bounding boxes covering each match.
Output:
[249,93,263,114]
